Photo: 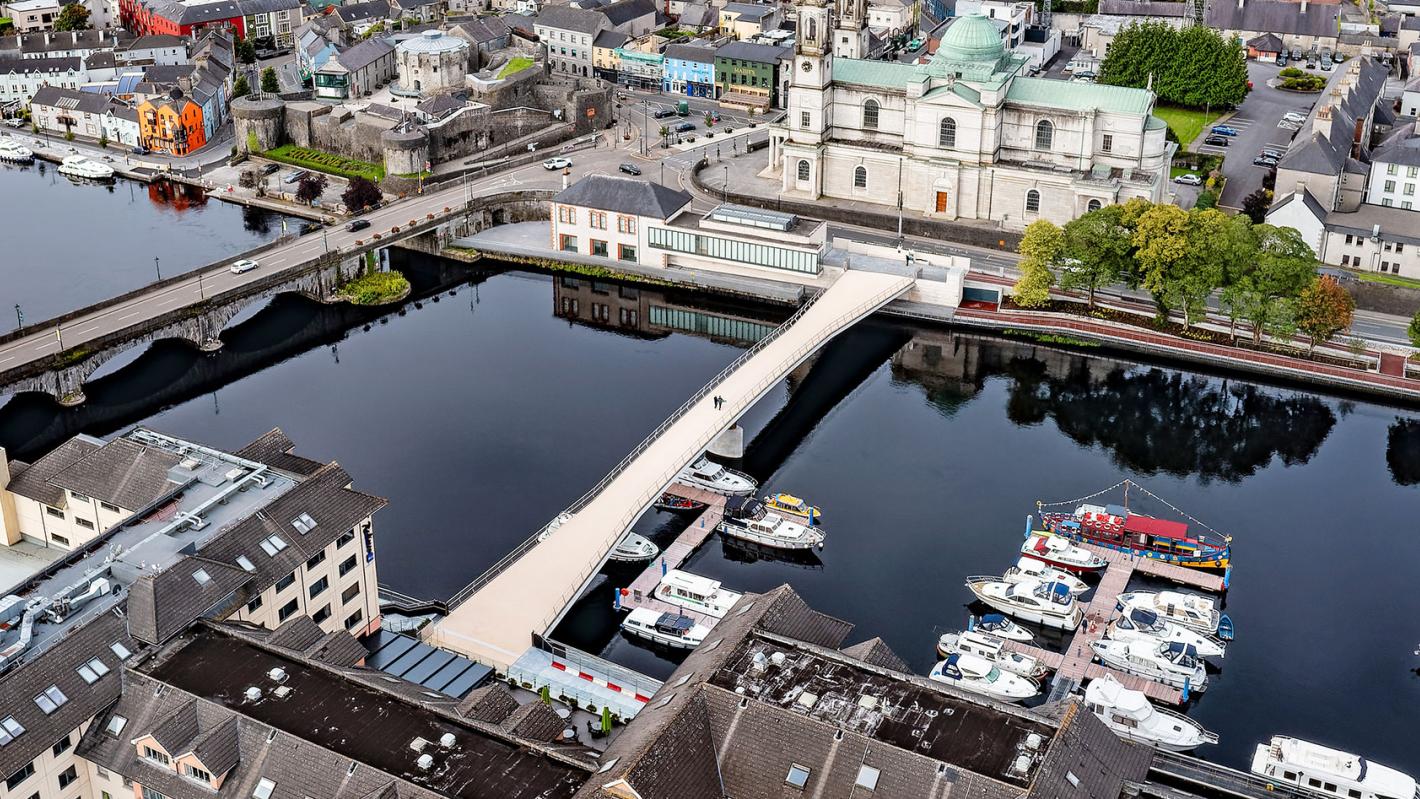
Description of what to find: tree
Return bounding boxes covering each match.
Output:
[295,172,329,205]
[1013,220,1064,308]
[53,2,91,31]
[1241,188,1272,224]
[1408,310,1420,349]
[1060,205,1133,308]
[260,66,280,94]
[235,36,256,63]
[1295,276,1355,353]
[1220,224,1315,344]
[659,125,670,147]
[1131,203,1192,318]
[342,176,382,213]
[1099,22,1247,109]
[233,73,250,99]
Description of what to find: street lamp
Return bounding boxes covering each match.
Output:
[13,304,22,331]
[154,256,162,281]
[723,165,728,202]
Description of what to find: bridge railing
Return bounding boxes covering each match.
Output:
[445,277,911,619]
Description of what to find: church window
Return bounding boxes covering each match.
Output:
[862,99,879,129]
[797,160,810,181]
[853,165,867,188]
[1025,189,1041,213]
[939,117,956,148]
[1034,119,1053,150]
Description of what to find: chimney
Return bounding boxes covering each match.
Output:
[1299,0,1306,13]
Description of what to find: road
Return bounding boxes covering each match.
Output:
[1203,60,1317,209]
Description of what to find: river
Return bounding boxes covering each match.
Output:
[1,247,1418,779]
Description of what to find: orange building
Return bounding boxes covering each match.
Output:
[137,87,207,155]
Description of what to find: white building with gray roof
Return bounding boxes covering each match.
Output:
[535,4,609,77]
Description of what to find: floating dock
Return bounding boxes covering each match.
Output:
[616,484,728,627]
[1002,541,1226,705]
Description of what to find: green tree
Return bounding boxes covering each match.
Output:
[1408,310,1420,349]
[1220,224,1315,344]
[1295,275,1355,353]
[1013,220,1064,308]
[232,73,251,99]
[342,176,382,212]
[1060,204,1133,308]
[260,66,280,94]
[236,36,256,63]
[1131,202,1192,318]
[659,125,670,147]
[53,3,91,31]
[295,172,329,204]
[1099,21,1247,109]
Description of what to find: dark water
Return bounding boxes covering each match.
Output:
[3,256,1419,779]
[0,162,300,324]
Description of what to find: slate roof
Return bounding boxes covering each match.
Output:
[126,556,252,645]
[1269,186,1330,221]
[234,428,326,477]
[129,33,188,49]
[454,15,510,43]
[536,4,608,34]
[839,636,910,672]
[1206,0,1341,38]
[1096,0,1185,15]
[47,436,182,511]
[593,28,631,48]
[335,0,392,23]
[151,701,202,754]
[554,174,692,219]
[713,39,786,63]
[0,29,126,55]
[676,2,712,27]
[0,55,82,74]
[1248,32,1285,51]
[1025,704,1154,799]
[1371,121,1420,166]
[417,92,466,116]
[755,586,854,647]
[603,0,654,26]
[336,36,395,71]
[457,685,521,724]
[267,615,327,650]
[1278,57,1389,178]
[1324,200,1420,245]
[720,1,774,21]
[664,41,714,63]
[4,435,102,507]
[500,700,565,742]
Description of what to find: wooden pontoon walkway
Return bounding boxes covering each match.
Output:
[616,485,728,627]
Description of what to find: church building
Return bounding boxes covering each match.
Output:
[769,2,1175,230]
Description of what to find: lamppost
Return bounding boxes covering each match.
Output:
[723,165,728,202]
[641,99,648,156]
[154,256,162,281]
[13,304,21,331]
[659,161,664,185]
[197,271,205,300]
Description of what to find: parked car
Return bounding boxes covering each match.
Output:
[346,219,370,232]
[653,108,677,119]
[282,169,307,184]
[542,157,573,170]
[1173,173,1203,185]
[1276,53,1288,66]
[1321,59,1332,71]
[229,259,260,274]
[131,145,150,155]
[619,163,642,175]
[1203,135,1230,147]
[675,122,696,132]
[1290,48,1302,59]
[1210,125,1238,136]
[1282,111,1307,123]
[1333,50,1345,63]
[1260,147,1285,160]
[1253,156,1279,168]
[2,118,23,128]
[260,163,280,176]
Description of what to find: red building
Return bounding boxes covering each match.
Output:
[120,0,247,40]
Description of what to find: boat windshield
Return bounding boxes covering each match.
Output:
[986,666,1002,682]
[1035,581,1073,606]
[1163,641,1199,667]
[1129,608,1163,631]
[694,462,725,479]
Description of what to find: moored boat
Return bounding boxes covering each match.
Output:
[654,492,707,513]
[965,576,1083,631]
[1002,555,1090,595]
[676,457,756,496]
[1107,607,1225,659]
[609,532,658,562]
[1021,531,1108,574]
[718,508,824,551]
[1085,675,1218,751]
[653,569,741,618]
[0,141,34,162]
[1089,639,1208,692]
[1249,736,1417,799]
[928,653,1039,702]
[1038,482,1231,570]
[971,613,1035,643]
[936,630,1049,679]
[58,155,115,180]
[1116,591,1223,636]
[762,493,822,524]
[620,607,709,649]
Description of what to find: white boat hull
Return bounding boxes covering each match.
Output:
[621,623,703,649]
[609,532,659,562]
[966,579,1083,631]
[1100,720,1215,752]
[928,661,1038,703]
[717,522,824,551]
[1107,622,1225,659]
[1091,643,1207,692]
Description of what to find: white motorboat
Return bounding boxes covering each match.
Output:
[0,140,34,162]
[928,653,1039,702]
[1002,556,1090,595]
[676,457,756,496]
[719,512,824,550]
[1250,736,1417,799]
[936,630,1049,679]
[653,569,741,618]
[1084,675,1218,751]
[620,607,709,649]
[971,613,1035,642]
[1021,531,1108,573]
[609,532,658,562]
[1089,639,1208,692]
[965,576,1083,631]
[58,155,115,179]
[1108,607,1226,659]
[1117,590,1221,635]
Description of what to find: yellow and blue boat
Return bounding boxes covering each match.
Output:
[762,493,822,525]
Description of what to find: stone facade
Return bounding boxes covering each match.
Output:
[396,29,470,95]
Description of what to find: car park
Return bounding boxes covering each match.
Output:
[1203,134,1230,147]
[282,169,307,184]
[230,259,259,274]
[1173,173,1203,185]
[1260,147,1285,160]
[1282,111,1306,123]
[619,163,642,175]
[346,219,370,232]
[653,108,676,119]
[260,163,280,176]
[1210,125,1238,136]
[543,157,573,170]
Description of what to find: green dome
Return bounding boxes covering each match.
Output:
[937,13,1004,63]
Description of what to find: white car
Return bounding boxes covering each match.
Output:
[1282,111,1307,123]
[543,157,573,170]
[229,259,259,274]
[1173,173,1203,186]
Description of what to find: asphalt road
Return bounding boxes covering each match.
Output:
[1202,59,1319,209]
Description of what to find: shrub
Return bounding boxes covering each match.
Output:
[1279,67,1305,78]
[340,270,409,305]
[263,144,384,182]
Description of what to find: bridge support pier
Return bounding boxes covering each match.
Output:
[56,390,86,407]
[706,424,745,459]
[198,338,224,353]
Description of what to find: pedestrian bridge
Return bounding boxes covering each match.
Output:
[426,269,914,669]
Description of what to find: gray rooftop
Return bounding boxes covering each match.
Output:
[1371,121,1420,167]
[603,0,655,26]
[335,36,395,72]
[553,174,692,219]
[536,4,609,34]
[713,39,789,63]
[664,41,715,63]
[720,1,775,20]
[1206,0,1341,38]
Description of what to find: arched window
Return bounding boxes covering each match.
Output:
[853,165,867,188]
[1025,189,1041,213]
[1087,198,1102,212]
[1034,119,1053,150]
[807,17,817,42]
[939,117,956,148]
[863,99,880,129]
[797,159,810,181]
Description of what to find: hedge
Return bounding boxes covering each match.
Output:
[264,145,385,182]
[340,271,410,305]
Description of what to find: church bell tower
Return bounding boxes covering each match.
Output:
[787,0,833,145]
[833,0,869,60]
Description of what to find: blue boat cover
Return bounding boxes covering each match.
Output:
[655,613,695,632]
[1129,608,1160,627]
[981,614,1007,625]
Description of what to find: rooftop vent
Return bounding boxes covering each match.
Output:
[439,733,456,748]
[1012,755,1033,775]
[244,686,262,702]
[750,651,767,674]
[224,467,246,482]
[267,668,287,683]
[409,737,429,753]
[1025,733,1044,751]
[272,686,292,699]
[796,691,819,709]
[179,457,201,470]
[769,652,786,667]
[416,754,435,771]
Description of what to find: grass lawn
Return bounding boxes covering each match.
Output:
[1355,270,1420,290]
[1155,104,1223,148]
[264,145,384,182]
[497,56,535,79]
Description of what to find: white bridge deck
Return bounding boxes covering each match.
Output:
[427,270,913,669]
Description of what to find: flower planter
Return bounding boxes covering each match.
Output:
[372,233,382,240]
[426,213,434,220]
[355,239,363,245]
[391,225,400,233]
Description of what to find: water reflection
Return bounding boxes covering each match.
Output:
[1386,419,1420,485]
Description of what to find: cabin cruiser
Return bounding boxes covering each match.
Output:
[620,608,709,649]
[1003,556,1090,595]
[1089,640,1208,692]
[1249,736,1417,799]
[58,155,115,180]
[719,510,824,550]
[1021,532,1108,573]
[965,577,1083,631]
[972,613,1035,642]
[929,653,1039,702]
[609,532,658,562]
[654,493,707,513]
[676,457,756,496]
[1042,501,1230,570]
[1108,607,1225,659]
[762,493,822,525]
[653,569,741,618]
[1085,675,1218,751]
[936,630,1049,679]
[0,140,34,162]
[1117,591,1223,636]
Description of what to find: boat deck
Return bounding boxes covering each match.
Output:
[1004,541,1224,705]
[617,484,729,628]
